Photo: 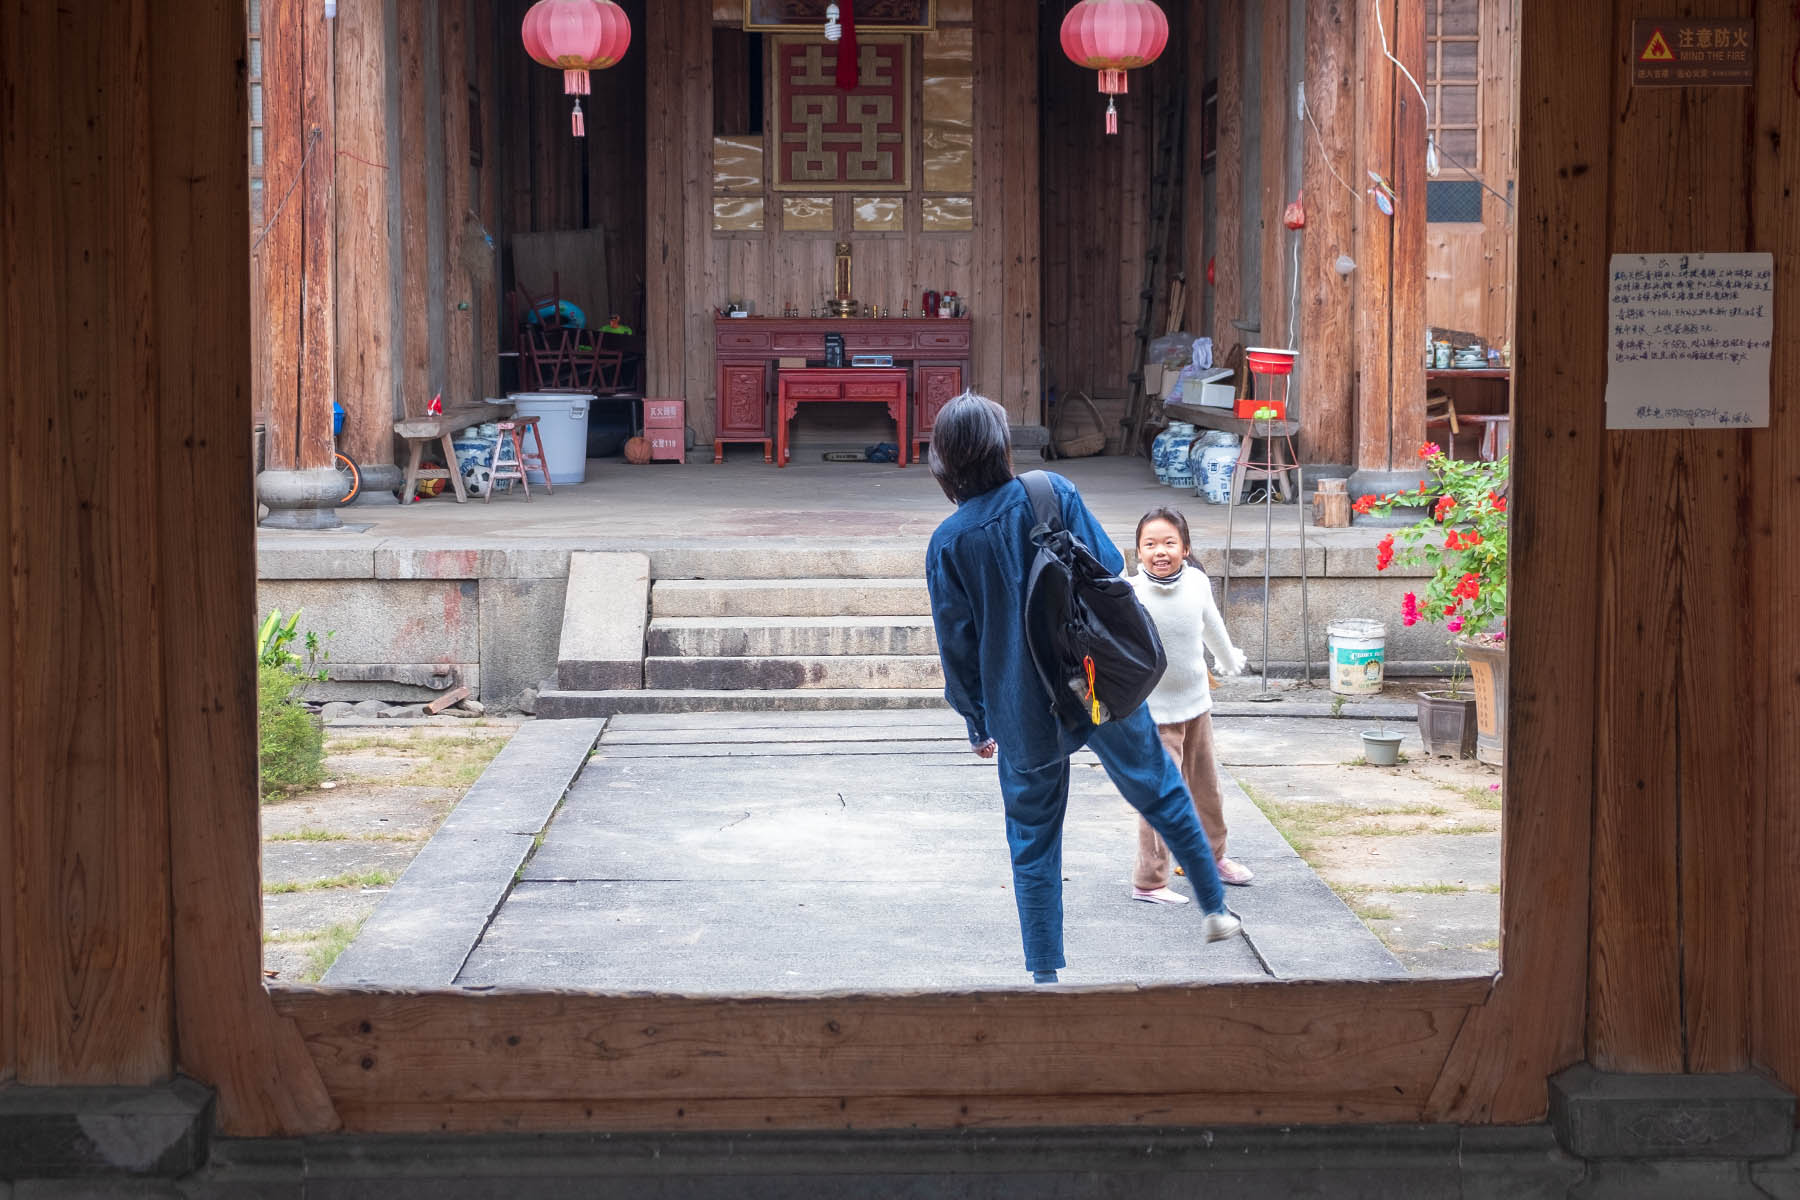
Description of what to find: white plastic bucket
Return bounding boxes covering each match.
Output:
[507,393,591,485]
[1327,619,1386,696]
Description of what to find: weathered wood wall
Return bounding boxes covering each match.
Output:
[646,0,1039,438]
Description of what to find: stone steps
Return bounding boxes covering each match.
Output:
[536,688,950,719]
[652,577,931,619]
[645,654,945,691]
[647,615,938,658]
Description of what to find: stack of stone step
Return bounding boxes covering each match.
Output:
[537,550,950,717]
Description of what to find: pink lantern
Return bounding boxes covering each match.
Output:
[521,0,632,137]
[1059,0,1169,134]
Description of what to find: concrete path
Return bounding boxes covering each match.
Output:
[371,710,1403,993]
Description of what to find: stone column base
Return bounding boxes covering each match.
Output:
[1550,1064,1795,1199]
[257,467,345,530]
[1346,467,1434,527]
[351,461,404,506]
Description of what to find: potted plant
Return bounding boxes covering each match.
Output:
[1361,717,1405,767]
[1356,444,1509,764]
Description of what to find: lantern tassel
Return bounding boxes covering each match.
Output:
[571,98,585,137]
[1105,95,1118,135]
[564,68,591,96]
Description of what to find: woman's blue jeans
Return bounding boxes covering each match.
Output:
[996,704,1228,973]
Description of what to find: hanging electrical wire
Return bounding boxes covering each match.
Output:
[1300,83,1361,204]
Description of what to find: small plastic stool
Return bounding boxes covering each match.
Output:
[484,417,554,502]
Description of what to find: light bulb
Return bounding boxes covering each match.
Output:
[825,3,841,40]
[1426,138,1440,178]
[1334,255,1357,276]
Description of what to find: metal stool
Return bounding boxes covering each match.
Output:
[484,417,554,502]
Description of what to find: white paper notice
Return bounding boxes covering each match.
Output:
[1605,252,1773,429]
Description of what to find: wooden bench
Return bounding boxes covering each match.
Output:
[394,405,509,504]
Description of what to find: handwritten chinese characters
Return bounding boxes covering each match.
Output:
[1605,253,1773,430]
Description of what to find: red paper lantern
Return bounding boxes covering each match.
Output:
[521,0,632,137]
[1060,0,1169,134]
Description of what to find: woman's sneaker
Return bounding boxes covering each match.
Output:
[1217,858,1255,886]
[1200,909,1243,942]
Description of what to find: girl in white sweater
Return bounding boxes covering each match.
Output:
[1127,507,1255,900]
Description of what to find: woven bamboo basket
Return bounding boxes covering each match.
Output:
[1052,390,1107,458]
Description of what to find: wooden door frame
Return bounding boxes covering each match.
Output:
[165,0,1593,1138]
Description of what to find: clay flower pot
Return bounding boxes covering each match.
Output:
[1417,690,1477,759]
[1458,636,1507,766]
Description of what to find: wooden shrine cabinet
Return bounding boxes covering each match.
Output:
[713,318,972,463]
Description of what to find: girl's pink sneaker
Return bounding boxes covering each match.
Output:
[1216,858,1255,886]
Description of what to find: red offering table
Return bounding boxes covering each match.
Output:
[775,368,910,468]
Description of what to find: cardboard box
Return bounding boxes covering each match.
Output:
[1144,365,1165,396]
[643,399,685,426]
[778,357,807,370]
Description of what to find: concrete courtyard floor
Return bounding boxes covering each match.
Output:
[315,696,1501,992]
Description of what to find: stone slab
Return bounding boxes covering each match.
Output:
[255,540,378,580]
[259,839,423,887]
[254,580,481,666]
[480,576,567,706]
[1214,719,1423,767]
[1550,1064,1796,1161]
[1354,889,1500,955]
[535,688,951,718]
[0,1079,211,1179]
[1295,832,1502,891]
[323,721,603,987]
[555,552,650,691]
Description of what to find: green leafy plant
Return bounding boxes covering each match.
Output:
[257,664,324,797]
[257,609,331,681]
[1356,445,1510,691]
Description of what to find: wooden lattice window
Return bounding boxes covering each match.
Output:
[1425,0,1479,170]
[248,0,265,229]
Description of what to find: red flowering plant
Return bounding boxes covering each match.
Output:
[1359,443,1510,691]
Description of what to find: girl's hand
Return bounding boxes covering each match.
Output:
[972,738,998,759]
[1221,647,1249,676]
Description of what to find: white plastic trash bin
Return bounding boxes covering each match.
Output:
[507,393,591,485]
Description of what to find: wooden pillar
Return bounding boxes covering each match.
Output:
[1258,0,1291,352]
[644,0,693,408]
[1,0,175,1085]
[1296,0,1356,468]
[1387,0,1427,460]
[398,0,432,417]
[442,0,474,408]
[1181,0,1208,333]
[1589,0,1758,1075]
[260,0,306,470]
[1351,0,1393,478]
[335,0,400,495]
[1000,0,1041,425]
[474,0,502,402]
[1212,0,1245,361]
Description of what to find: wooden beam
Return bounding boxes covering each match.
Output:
[273,979,1492,1129]
[2,0,173,1085]
[146,0,342,1133]
[335,0,396,470]
[1297,0,1356,466]
[1212,0,1245,362]
[397,0,431,416]
[1422,0,1605,1121]
[1181,0,1208,334]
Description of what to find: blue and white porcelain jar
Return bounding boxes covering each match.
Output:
[1163,423,1198,489]
[1151,425,1174,483]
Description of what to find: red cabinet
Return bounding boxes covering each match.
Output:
[713,362,772,463]
[912,363,965,458]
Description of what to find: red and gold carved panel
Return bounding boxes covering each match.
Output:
[915,363,964,439]
[719,364,770,436]
[771,36,911,192]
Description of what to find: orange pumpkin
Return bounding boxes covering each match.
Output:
[623,436,651,464]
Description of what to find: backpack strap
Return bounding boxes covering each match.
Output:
[1020,471,1063,537]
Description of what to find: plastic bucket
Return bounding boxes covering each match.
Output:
[508,393,591,485]
[1327,618,1386,696]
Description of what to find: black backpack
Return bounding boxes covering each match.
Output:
[1020,472,1167,732]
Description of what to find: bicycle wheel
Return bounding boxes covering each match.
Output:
[333,452,361,506]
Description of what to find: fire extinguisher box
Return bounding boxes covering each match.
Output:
[647,430,686,463]
[643,398,685,427]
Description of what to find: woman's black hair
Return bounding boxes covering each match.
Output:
[1136,506,1205,568]
[927,392,1015,503]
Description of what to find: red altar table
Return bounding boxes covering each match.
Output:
[775,368,909,468]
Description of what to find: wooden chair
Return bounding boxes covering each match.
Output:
[512,273,624,394]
